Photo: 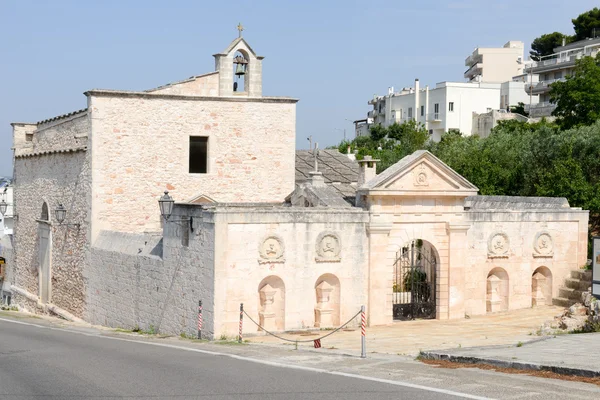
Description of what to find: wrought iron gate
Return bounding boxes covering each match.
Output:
[393,241,436,320]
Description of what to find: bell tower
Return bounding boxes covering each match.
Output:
[214,24,263,97]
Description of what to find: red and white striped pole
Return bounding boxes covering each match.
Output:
[238,303,244,343]
[360,305,366,358]
[197,300,203,339]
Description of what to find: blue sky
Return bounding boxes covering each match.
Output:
[1,0,598,176]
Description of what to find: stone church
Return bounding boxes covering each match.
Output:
[8,33,589,338]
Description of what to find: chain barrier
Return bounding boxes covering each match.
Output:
[242,308,362,344]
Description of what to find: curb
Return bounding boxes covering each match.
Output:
[419,351,600,378]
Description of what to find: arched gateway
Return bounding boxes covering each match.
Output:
[393,240,438,320]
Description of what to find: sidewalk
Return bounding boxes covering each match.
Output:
[421,332,600,377]
[245,306,562,356]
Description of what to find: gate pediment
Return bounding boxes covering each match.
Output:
[359,150,478,197]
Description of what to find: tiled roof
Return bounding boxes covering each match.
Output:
[37,109,87,125]
[295,149,359,201]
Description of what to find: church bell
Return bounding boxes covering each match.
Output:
[233,55,248,77]
[235,63,246,77]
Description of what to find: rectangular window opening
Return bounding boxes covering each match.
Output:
[449,102,454,112]
[420,105,424,116]
[189,137,208,174]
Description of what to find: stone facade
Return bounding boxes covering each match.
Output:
[88,92,296,236]
[11,112,91,318]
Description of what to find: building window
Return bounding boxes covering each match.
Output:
[554,71,562,79]
[408,107,413,119]
[449,102,454,112]
[420,105,424,116]
[41,202,49,221]
[428,129,433,135]
[434,103,439,113]
[189,137,208,174]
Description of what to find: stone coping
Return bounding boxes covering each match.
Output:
[84,89,298,103]
[15,146,87,158]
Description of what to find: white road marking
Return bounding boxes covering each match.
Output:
[0,316,493,400]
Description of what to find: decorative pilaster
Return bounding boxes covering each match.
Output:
[446,222,470,320]
[367,222,393,326]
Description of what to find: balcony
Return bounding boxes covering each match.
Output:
[524,78,565,95]
[526,55,578,74]
[427,113,442,122]
[524,102,557,118]
[464,63,483,80]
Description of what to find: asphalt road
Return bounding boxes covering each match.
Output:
[0,318,472,400]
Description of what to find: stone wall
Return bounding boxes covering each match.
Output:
[86,214,216,338]
[12,114,91,318]
[465,210,589,316]
[148,72,220,97]
[204,207,369,337]
[88,92,297,237]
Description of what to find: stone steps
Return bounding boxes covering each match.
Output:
[552,269,592,308]
[552,297,572,308]
[565,278,591,291]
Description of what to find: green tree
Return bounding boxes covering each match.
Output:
[529,32,570,61]
[550,53,600,129]
[369,124,387,141]
[510,102,528,117]
[572,7,600,41]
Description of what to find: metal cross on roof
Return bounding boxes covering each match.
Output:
[237,23,244,38]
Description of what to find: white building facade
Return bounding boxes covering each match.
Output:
[465,41,525,83]
[366,79,532,141]
[525,36,600,117]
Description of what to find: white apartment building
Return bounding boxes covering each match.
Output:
[366,79,532,141]
[465,41,525,83]
[524,36,600,117]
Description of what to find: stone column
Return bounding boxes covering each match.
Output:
[259,283,278,332]
[367,222,393,326]
[446,222,470,320]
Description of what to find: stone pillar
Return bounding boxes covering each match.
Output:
[446,222,470,319]
[259,283,278,332]
[367,222,393,326]
[314,281,334,328]
[532,272,546,306]
[486,275,503,312]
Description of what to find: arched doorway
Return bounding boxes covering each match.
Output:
[393,239,438,320]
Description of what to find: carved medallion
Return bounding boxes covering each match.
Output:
[413,163,429,187]
[258,235,285,264]
[315,232,341,262]
[488,232,510,258]
[533,231,554,258]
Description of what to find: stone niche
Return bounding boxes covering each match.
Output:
[531,266,553,306]
[314,274,340,328]
[258,276,285,332]
[486,267,509,313]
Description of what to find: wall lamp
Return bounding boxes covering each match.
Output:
[54,203,80,228]
[158,191,193,231]
[0,200,18,220]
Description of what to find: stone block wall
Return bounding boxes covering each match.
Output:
[464,210,589,316]
[86,215,216,338]
[206,207,369,337]
[148,72,220,97]
[88,92,297,237]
